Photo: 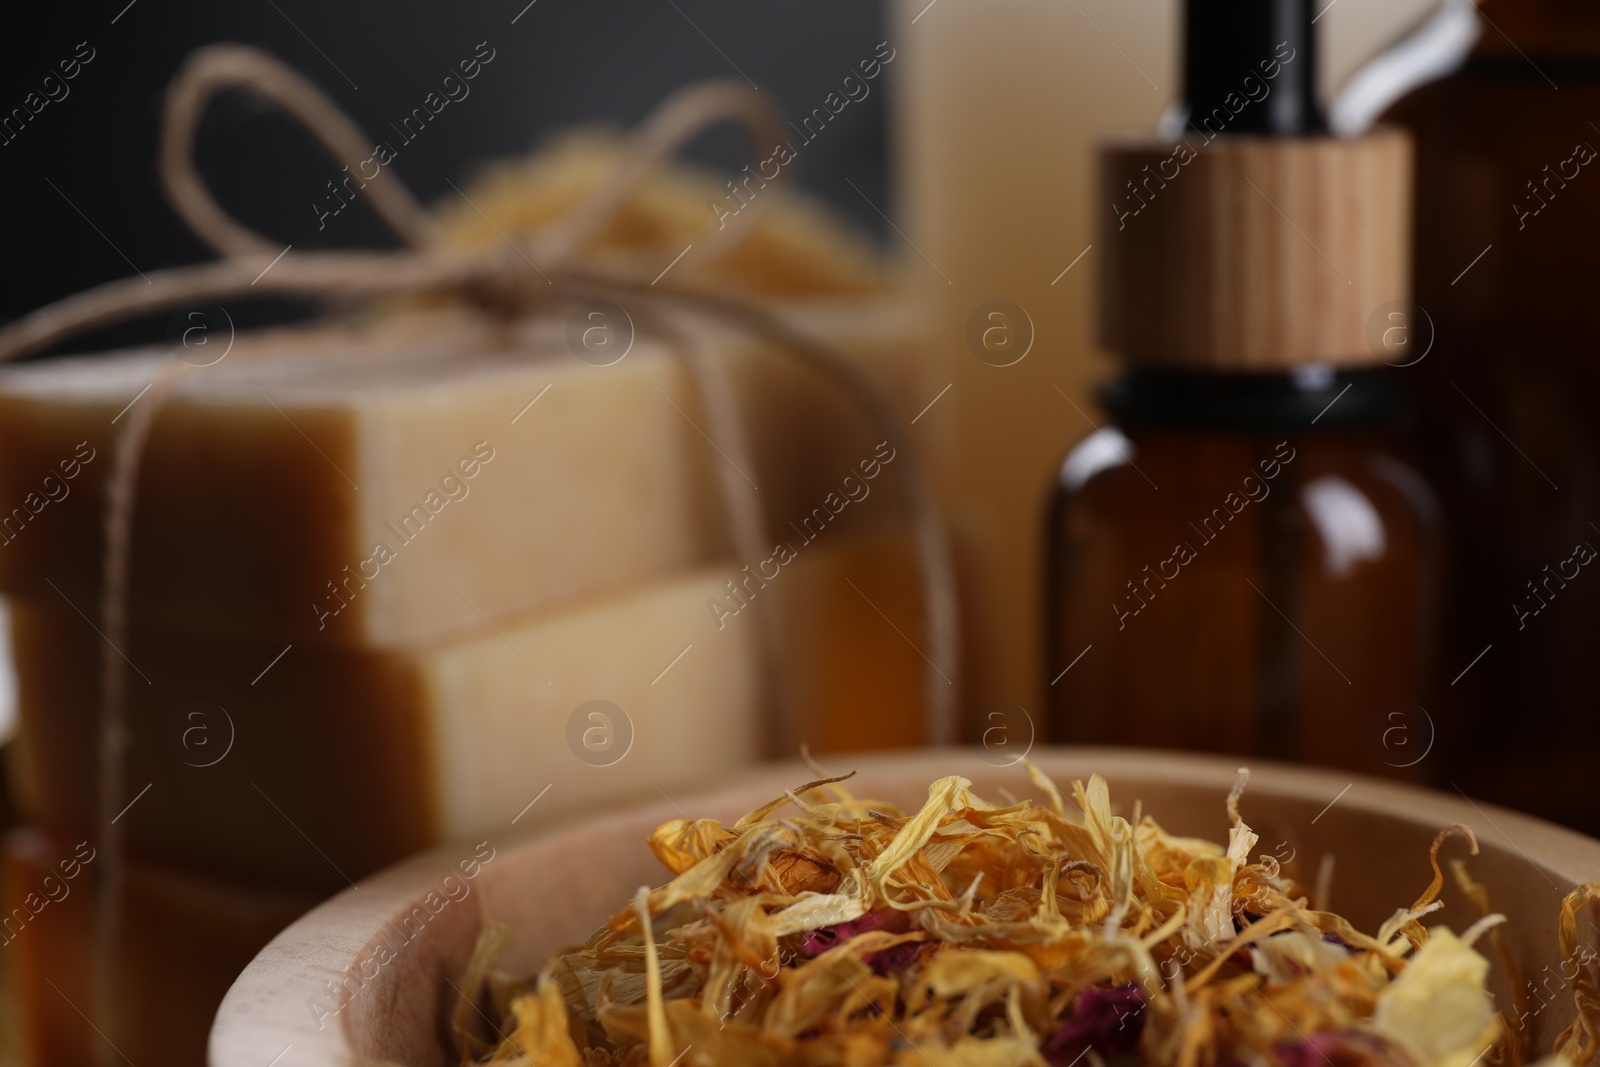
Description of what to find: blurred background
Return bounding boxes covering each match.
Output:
[6,0,1598,1062]
[1,0,894,338]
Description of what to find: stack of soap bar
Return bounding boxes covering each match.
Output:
[3,828,318,1067]
[0,316,932,882]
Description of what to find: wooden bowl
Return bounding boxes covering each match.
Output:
[209,748,1600,1066]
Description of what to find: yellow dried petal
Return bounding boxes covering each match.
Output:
[1373,927,1499,1067]
[493,981,584,1067]
[919,950,1042,1001]
[647,818,735,875]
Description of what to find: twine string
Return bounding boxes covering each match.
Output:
[160,44,437,255]
[642,304,795,755]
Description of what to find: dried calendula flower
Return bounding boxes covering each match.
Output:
[456,766,1600,1067]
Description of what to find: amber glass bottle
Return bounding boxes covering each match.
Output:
[1046,0,1441,777]
[1386,0,1600,831]
[1046,370,1440,775]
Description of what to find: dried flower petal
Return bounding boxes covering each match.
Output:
[799,908,912,958]
[1041,983,1146,1064]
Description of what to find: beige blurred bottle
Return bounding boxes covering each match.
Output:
[890,0,1439,730]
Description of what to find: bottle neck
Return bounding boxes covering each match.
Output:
[1099,365,1401,433]
[1182,0,1323,135]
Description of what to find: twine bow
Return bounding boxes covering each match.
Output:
[0,43,960,1051]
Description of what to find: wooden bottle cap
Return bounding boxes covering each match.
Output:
[1096,128,1412,371]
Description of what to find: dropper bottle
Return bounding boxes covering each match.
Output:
[1045,0,1442,776]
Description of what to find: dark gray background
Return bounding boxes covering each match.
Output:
[1,0,890,348]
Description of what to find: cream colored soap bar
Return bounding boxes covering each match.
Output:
[11,562,765,892]
[0,314,897,649]
[3,827,318,1067]
[10,529,927,892]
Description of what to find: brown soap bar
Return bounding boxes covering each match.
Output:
[0,309,909,651]
[10,564,762,893]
